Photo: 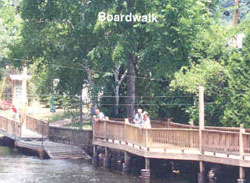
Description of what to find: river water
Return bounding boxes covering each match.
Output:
[0,146,195,183]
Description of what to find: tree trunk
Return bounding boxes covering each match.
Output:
[85,59,97,116]
[126,57,136,118]
[114,67,127,117]
[79,93,83,130]
[115,84,119,116]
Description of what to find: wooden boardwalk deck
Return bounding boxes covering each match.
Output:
[0,115,90,160]
[93,119,250,168]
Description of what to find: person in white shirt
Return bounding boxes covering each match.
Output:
[95,109,105,119]
[142,111,151,128]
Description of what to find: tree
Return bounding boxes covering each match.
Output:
[170,59,229,125]
[11,0,222,122]
[222,21,250,127]
[0,0,22,71]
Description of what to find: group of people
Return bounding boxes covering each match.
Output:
[94,108,151,128]
[133,108,151,128]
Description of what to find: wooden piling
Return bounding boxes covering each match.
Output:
[103,147,109,168]
[92,145,98,167]
[140,158,150,178]
[238,124,246,183]
[198,161,205,183]
[123,151,129,172]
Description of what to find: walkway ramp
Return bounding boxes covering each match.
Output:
[15,140,91,159]
[0,115,91,160]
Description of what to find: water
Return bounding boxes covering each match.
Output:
[0,146,194,183]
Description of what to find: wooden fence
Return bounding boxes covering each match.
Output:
[93,118,250,155]
[26,116,49,137]
[49,126,93,153]
[0,116,22,137]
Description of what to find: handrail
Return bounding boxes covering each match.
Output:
[0,115,22,137]
[26,115,49,137]
[93,118,249,156]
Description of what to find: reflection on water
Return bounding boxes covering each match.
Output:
[0,146,193,183]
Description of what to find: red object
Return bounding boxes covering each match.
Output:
[12,105,17,113]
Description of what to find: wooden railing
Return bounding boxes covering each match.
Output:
[202,129,239,154]
[125,124,147,147]
[106,120,125,141]
[49,126,92,152]
[0,116,22,137]
[149,128,199,149]
[26,116,49,137]
[93,118,250,156]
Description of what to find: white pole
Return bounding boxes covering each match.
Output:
[199,86,205,130]
[199,86,205,154]
[21,67,28,126]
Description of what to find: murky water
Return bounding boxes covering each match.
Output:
[0,146,194,183]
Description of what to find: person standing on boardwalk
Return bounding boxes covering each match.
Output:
[142,111,151,128]
[95,109,105,120]
[133,108,143,125]
[11,105,19,121]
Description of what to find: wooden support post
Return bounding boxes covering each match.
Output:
[92,145,98,167]
[141,158,150,179]
[145,158,150,169]
[39,150,45,159]
[140,158,150,178]
[199,86,205,154]
[93,145,96,155]
[103,147,109,169]
[198,161,205,183]
[13,142,18,152]
[123,151,129,172]
[238,124,246,183]
[238,166,246,183]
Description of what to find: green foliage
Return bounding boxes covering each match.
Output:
[0,0,22,71]
[6,0,250,128]
[170,59,228,125]
[170,60,228,94]
[222,25,250,127]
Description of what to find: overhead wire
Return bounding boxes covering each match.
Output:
[1,55,170,82]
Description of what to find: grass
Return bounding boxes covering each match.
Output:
[48,111,76,123]
[65,122,92,130]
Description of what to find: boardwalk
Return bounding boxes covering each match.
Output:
[93,118,250,182]
[0,115,90,160]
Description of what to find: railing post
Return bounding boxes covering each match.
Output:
[145,129,149,149]
[239,124,245,159]
[92,115,96,140]
[167,118,171,128]
[104,119,107,141]
[199,86,205,154]
[125,119,129,144]
[198,86,205,183]
[237,124,246,183]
